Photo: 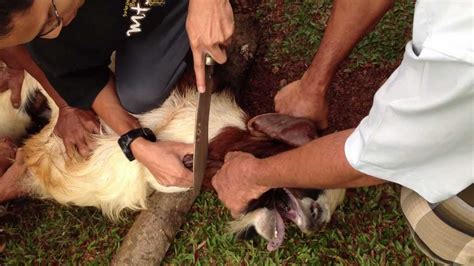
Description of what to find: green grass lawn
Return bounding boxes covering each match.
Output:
[0,1,434,264]
[0,185,434,265]
[164,185,433,265]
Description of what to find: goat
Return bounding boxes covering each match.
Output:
[0,72,345,250]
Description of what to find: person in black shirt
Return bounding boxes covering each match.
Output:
[0,0,234,188]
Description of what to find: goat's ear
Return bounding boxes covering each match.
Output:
[247,113,318,147]
[236,225,258,240]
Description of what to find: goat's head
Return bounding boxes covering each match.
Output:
[185,113,342,250]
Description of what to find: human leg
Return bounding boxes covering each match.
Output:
[115,0,190,114]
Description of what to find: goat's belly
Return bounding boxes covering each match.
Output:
[24,86,247,219]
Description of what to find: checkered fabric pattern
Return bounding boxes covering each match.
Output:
[401,185,473,264]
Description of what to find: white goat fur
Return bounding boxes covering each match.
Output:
[12,73,246,219]
[0,80,34,142]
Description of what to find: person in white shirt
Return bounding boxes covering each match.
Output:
[212,0,473,263]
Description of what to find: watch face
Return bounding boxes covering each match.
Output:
[118,133,135,161]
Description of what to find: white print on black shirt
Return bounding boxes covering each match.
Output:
[126,2,150,37]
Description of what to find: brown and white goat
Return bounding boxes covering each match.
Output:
[1,72,345,250]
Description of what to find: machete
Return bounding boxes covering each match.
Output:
[193,54,215,196]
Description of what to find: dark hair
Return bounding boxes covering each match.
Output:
[0,0,34,37]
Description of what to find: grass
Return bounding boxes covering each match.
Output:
[263,0,414,71]
[1,186,434,264]
[0,199,136,264]
[0,1,429,264]
[164,185,433,265]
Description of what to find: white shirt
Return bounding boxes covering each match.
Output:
[345,0,474,203]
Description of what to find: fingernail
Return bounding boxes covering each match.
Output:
[198,86,205,93]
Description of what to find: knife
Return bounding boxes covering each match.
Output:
[193,54,215,196]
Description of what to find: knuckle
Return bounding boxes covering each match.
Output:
[190,42,200,50]
[160,179,171,187]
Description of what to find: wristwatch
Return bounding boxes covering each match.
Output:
[118,128,157,161]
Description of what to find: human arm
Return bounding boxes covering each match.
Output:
[0,45,69,108]
[0,62,24,108]
[212,129,386,218]
[275,0,395,128]
[186,0,234,92]
[0,45,99,157]
[92,76,194,187]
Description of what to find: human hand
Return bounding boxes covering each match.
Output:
[55,106,100,158]
[274,79,329,129]
[212,151,269,218]
[132,139,194,188]
[0,137,17,176]
[0,64,24,109]
[0,145,27,202]
[0,138,26,180]
[186,0,234,92]
[8,148,26,177]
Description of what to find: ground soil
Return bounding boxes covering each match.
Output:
[233,2,399,135]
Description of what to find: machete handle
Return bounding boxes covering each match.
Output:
[205,54,216,66]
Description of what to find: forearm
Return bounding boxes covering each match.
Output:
[302,0,395,94]
[0,45,68,108]
[254,129,385,189]
[92,76,140,135]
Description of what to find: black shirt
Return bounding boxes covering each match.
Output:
[28,0,180,108]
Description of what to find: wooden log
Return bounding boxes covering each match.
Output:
[112,191,196,265]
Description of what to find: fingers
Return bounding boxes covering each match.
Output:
[63,139,75,159]
[181,169,194,187]
[208,45,228,65]
[0,77,8,92]
[211,173,244,219]
[160,166,194,188]
[192,50,206,93]
[192,46,227,93]
[61,131,92,158]
[9,84,21,109]
[14,148,24,165]
[230,210,241,219]
[182,154,194,171]
[75,137,91,158]
[316,118,329,130]
[10,70,24,109]
[83,119,100,134]
[273,91,286,114]
[188,0,234,93]
[224,151,243,162]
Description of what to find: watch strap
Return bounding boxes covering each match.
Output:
[118,128,157,161]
